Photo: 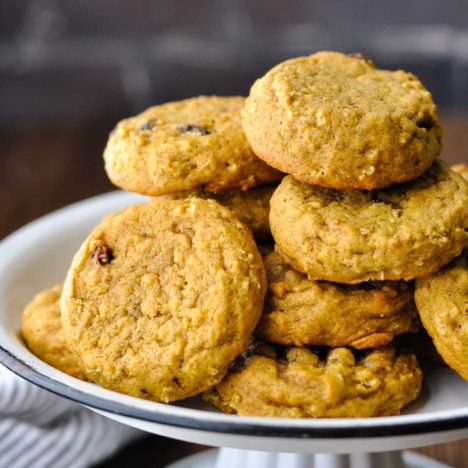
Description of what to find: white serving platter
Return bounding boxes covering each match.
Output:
[0,191,466,454]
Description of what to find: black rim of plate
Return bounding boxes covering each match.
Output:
[1,345,467,439]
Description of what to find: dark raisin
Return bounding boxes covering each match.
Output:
[311,346,329,362]
[228,340,275,372]
[140,119,157,131]
[92,244,114,265]
[275,346,288,364]
[416,118,435,131]
[178,124,211,135]
[354,281,378,291]
[370,191,401,210]
[351,348,367,362]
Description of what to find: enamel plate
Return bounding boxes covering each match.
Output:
[0,191,467,453]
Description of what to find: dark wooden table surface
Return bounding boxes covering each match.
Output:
[1,115,467,467]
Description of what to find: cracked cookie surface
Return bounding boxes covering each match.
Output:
[415,251,468,380]
[21,285,87,380]
[256,251,418,348]
[204,343,422,417]
[61,199,267,402]
[104,96,281,196]
[242,51,442,190]
[270,160,468,283]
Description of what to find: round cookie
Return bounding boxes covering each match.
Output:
[415,251,468,380]
[104,96,281,196]
[242,51,442,190]
[61,199,267,402]
[204,343,422,417]
[256,251,418,349]
[153,184,276,239]
[20,285,87,380]
[452,163,468,180]
[270,160,468,283]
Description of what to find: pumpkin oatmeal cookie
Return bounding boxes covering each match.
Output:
[153,184,276,239]
[270,161,468,283]
[20,284,87,380]
[204,342,422,417]
[61,199,266,402]
[415,251,468,380]
[104,96,281,196]
[256,251,418,348]
[242,51,442,190]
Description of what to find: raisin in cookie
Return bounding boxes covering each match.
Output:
[153,184,276,239]
[270,161,468,283]
[61,199,266,402]
[242,51,442,190]
[20,285,87,380]
[256,251,418,348]
[204,343,422,417]
[104,96,281,196]
[415,251,468,380]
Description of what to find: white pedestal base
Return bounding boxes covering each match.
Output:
[168,448,451,468]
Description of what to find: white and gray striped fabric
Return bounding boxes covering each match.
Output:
[0,365,142,468]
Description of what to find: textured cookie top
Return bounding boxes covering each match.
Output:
[104,96,281,196]
[256,251,417,348]
[153,184,276,240]
[61,199,267,402]
[204,343,422,417]
[243,51,442,190]
[270,160,468,283]
[20,285,87,380]
[415,251,468,380]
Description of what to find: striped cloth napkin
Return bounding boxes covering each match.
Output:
[0,365,142,468]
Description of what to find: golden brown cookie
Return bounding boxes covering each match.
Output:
[61,199,267,402]
[452,163,468,180]
[153,184,276,239]
[104,96,281,196]
[204,343,422,417]
[415,251,468,380]
[242,51,442,190]
[270,160,468,283]
[20,285,87,380]
[256,251,418,348]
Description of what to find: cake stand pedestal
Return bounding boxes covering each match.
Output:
[168,447,450,468]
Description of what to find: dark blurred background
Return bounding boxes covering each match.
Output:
[1,1,467,466]
[1,0,468,240]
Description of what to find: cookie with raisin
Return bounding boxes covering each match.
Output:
[204,343,422,417]
[61,198,266,402]
[104,96,281,196]
[270,161,468,283]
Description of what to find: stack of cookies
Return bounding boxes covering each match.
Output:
[20,52,468,419]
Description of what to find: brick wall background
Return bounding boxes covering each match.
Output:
[2,0,468,129]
